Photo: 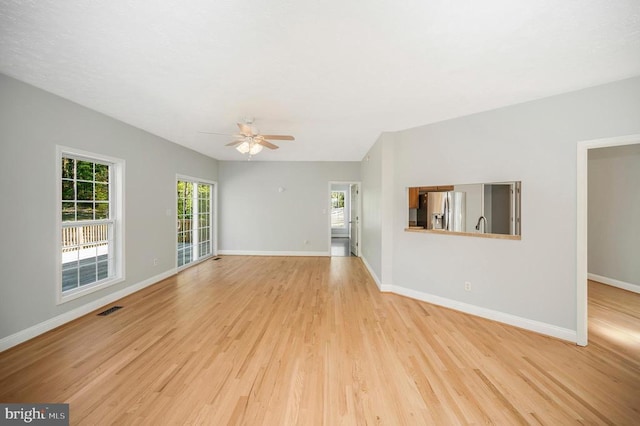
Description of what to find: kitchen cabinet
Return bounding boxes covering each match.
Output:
[408,187,419,209]
[419,185,454,192]
[410,186,454,209]
[437,185,454,191]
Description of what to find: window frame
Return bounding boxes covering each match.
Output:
[176,175,217,270]
[331,190,347,229]
[56,146,125,304]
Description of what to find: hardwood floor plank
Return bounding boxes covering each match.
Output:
[1,259,639,424]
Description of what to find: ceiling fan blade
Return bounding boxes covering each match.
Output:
[237,123,253,137]
[261,135,295,141]
[198,131,232,136]
[257,140,279,150]
[225,141,243,147]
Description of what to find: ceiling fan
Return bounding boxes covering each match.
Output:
[201,119,295,158]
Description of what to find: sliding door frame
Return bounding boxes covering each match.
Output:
[176,174,218,270]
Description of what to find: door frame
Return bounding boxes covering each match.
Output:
[576,133,640,346]
[328,181,362,257]
[176,174,218,270]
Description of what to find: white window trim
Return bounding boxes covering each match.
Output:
[176,174,217,271]
[56,146,125,304]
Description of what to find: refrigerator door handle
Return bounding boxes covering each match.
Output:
[444,194,450,230]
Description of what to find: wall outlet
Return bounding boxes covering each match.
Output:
[464,281,471,291]
[153,258,159,266]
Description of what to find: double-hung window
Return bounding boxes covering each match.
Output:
[57,147,124,303]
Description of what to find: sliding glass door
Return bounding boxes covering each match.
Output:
[177,178,214,268]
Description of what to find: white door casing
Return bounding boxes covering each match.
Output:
[575,133,640,346]
[350,184,359,256]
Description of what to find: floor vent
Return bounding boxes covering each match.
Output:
[97,306,123,316]
[213,257,222,261]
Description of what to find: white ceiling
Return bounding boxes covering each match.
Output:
[1,0,639,161]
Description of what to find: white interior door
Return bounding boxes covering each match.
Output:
[350,184,358,256]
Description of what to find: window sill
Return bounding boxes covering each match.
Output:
[57,276,125,305]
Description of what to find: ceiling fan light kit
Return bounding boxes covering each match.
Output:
[235,140,263,155]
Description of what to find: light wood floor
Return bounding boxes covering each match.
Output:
[1,258,639,425]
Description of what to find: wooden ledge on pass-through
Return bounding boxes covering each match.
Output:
[404,227,521,240]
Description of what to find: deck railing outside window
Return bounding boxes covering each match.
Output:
[62,224,109,252]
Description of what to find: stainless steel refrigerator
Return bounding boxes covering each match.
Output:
[426,191,466,232]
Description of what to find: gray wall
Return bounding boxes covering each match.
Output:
[360,138,383,281]
[360,133,395,286]
[0,74,219,340]
[588,144,640,289]
[218,161,360,254]
[361,76,640,332]
[491,185,511,235]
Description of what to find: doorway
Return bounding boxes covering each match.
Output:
[576,134,640,346]
[329,182,361,257]
[176,175,217,269]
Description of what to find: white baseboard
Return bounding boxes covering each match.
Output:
[0,268,177,353]
[360,256,381,289]
[588,273,640,294]
[218,250,330,257]
[360,256,387,291]
[382,284,576,342]
[358,258,576,343]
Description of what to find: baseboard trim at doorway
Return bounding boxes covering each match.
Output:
[588,273,640,294]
